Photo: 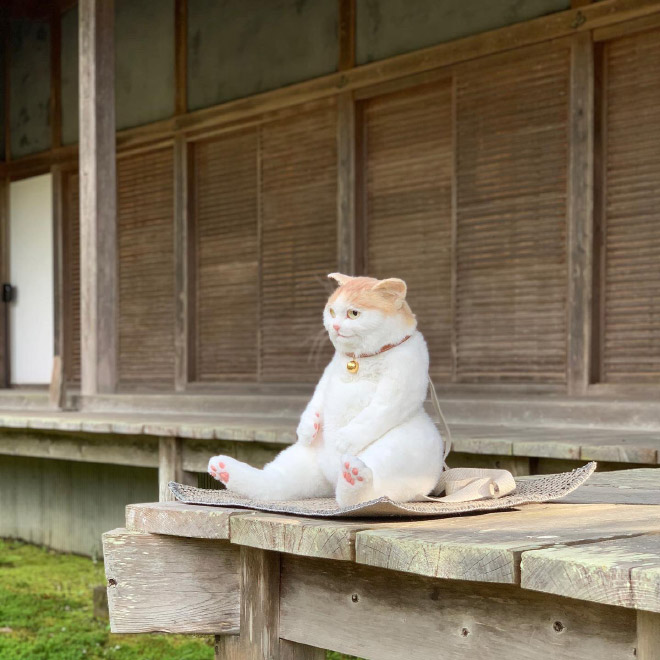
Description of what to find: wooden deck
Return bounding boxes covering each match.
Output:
[104,468,660,659]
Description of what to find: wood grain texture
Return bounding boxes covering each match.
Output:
[362,80,454,379]
[117,146,175,388]
[259,102,337,382]
[521,534,660,611]
[355,503,660,583]
[336,93,356,275]
[455,41,570,384]
[126,501,241,539]
[601,28,660,383]
[192,129,259,382]
[557,467,660,504]
[103,528,240,634]
[638,610,660,660]
[230,513,375,562]
[239,546,280,659]
[280,554,636,660]
[79,0,118,395]
[567,32,594,395]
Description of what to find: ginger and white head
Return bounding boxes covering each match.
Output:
[324,273,417,356]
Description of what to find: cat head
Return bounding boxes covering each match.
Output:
[324,273,416,354]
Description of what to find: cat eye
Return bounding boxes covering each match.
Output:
[329,308,336,318]
[347,309,360,319]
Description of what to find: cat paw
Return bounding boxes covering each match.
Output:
[340,455,372,486]
[297,411,322,446]
[336,455,374,507]
[208,455,232,484]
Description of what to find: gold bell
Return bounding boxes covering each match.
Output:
[346,359,359,374]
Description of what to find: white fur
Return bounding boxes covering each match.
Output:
[208,287,444,506]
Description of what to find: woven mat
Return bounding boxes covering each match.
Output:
[169,462,596,519]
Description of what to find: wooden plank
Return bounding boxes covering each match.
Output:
[215,636,243,660]
[338,0,356,71]
[280,554,637,660]
[638,611,660,660]
[552,467,660,504]
[567,32,594,395]
[79,0,118,395]
[126,501,246,540]
[0,176,8,386]
[103,528,240,634]
[594,10,660,40]
[230,513,374,562]
[521,534,660,612]
[355,503,660,583]
[336,93,355,274]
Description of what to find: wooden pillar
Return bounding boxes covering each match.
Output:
[50,165,66,409]
[336,94,356,275]
[567,32,594,395]
[237,547,324,660]
[79,0,118,396]
[637,611,660,660]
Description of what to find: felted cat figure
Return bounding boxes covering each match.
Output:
[208,273,444,507]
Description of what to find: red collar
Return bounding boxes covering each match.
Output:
[346,334,412,359]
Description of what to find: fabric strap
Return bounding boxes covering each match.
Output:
[426,376,516,502]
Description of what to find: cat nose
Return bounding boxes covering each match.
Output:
[333,323,340,331]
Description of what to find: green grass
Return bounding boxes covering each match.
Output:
[0,539,362,660]
[0,538,214,660]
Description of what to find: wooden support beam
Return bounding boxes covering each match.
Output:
[175,0,187,115]
[0,176,8,387]
[174,135,191,390]
[336,94,356,275]
[239,546,324,659]
[158,436,196,501]
[50,165,66,409]
[638,611,660,660]
[3,19,10,163]
[79,0,118,395]
[567,32,594,395]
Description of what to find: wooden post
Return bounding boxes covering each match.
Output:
[50,165,66,409]
[175,0,187,115]
[637,611,660,660]
[567,32,594,395]
[158,436,192,502]
[238,547,324,660]
[337,94,356,275]
[174,135,191,390]
[79,0,118,395]
[0,176,8,387]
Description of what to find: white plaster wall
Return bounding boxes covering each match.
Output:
[9,173,54,384]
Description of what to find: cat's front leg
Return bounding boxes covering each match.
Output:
[296,409,322,446]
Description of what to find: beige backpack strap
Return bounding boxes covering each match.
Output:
[427,376,516,502]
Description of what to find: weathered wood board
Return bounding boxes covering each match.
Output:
[279,555,636,660]
[103,528,240,634]
[521,534,660,612]
[126,501,246,539]
[554,468,660,504]
[355,503,660,583]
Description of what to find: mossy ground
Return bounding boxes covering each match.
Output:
[0,538,360,660]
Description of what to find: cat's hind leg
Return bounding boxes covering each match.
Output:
[208,443,333,501]
[335,454,376,507]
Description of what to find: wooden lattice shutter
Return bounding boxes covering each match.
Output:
[260,102,337,382]
[600,30,660,383]
[455,42,570,383]
[192,129,259,381]
[117,147,175,387]
[63,170,81,384]
[363,81,454,379]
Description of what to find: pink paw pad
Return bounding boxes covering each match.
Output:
[219,471,229,483]
[341,456,369,487]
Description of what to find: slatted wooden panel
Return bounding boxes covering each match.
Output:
[455,43,570,383]
[193,130,259,381]
[363,81,453,379]
[260,102,337,382]
[601,30,660,383]
[117,147,175,388]
[64,171,81,384]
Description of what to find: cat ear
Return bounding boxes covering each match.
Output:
[373,278,407,301]
[328,272,354,286]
